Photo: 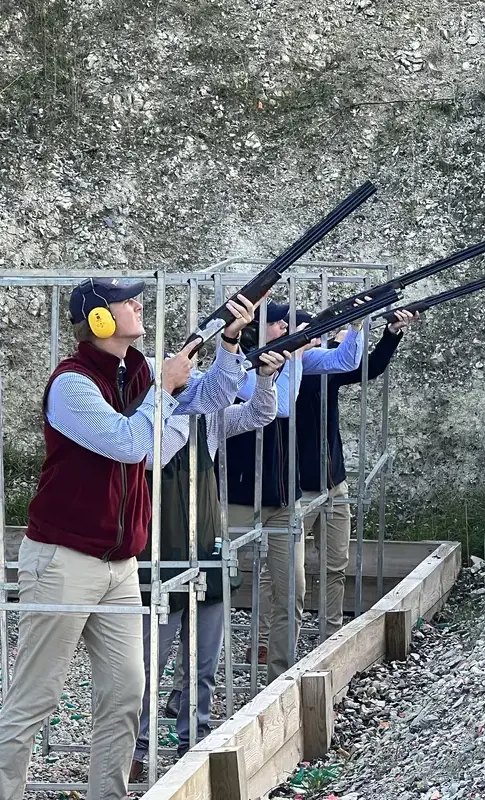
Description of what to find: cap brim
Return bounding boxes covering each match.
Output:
[115,280,145,301]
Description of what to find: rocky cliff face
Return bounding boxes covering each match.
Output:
[1,0,485,517]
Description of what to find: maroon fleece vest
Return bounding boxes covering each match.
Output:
[27,341,152,560]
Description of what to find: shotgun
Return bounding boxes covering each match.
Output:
[374,276,485,323]
[184,180,377,355]
[243,288,401,369]
[307,240,485,328]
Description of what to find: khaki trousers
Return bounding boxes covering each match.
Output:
[259,481,351,649]
[228,503,305,684]
[0,537,145,800]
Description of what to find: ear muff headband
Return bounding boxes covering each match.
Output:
[80,279,116,339]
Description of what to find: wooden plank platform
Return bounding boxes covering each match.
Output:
[141,540,461,800]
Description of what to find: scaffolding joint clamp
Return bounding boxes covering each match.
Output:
[194,571,207,601]
[156,591,170,624]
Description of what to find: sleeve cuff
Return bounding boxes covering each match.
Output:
[162,389,178,417]
[384,325,403,340]
[345,327,361,340]
[215,344,246,372]
[255,374,275,389]
[141,386,178,418]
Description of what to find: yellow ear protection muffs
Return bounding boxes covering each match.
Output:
[80,278,117,339]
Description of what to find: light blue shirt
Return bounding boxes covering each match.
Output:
[238,327,363,416]
[46,345,247,464]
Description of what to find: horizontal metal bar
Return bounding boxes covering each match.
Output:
[231,622,317,636]
[158,567,199,592]
[364,451,391,488]
[229,528,263,551]
[137,560,221,569]
[47,743,90,753]
[0,603,150,613]
[0,266,387,288]
[26,782,149,792]
[297,490,330,520]
[233,258,389,270]
[228,526,289,536]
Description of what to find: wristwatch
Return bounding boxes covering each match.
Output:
[221,332,242,345]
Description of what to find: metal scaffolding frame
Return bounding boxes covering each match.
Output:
[0,258,393,794]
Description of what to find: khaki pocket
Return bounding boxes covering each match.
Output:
[18,537,59,580]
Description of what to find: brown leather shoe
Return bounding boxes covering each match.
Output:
[245,645,268,665]
[129,759,145,783]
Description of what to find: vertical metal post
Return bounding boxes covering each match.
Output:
[41,285,61,754]
[319,272,329,643]
[50,286,60,372]
[354,279,371,618]
[187,278,199,749]
[287,277,297,669]
[377,266,393,599]
[135,291,145,353]
[0,375,8,700]
[214,276,235,714]
[249,298,267,697]
[147,272,166,787]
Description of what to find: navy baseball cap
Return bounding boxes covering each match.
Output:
[286,309,313,326]
[255,300,290,324]
[69,277,145,324]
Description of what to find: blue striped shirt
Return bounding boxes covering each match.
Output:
[146,373,277,468]
[46,346,247,464]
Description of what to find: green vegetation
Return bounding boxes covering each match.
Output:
[3,443,43,526]
[2,441,483,565]
[364,487,485,563]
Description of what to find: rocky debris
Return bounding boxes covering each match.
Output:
[269,566,485,800]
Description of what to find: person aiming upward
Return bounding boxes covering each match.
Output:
[0,277,259,800]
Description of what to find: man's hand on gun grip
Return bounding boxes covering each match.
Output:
[294,322,321,358]
[350,296,373,331]
[388,308,420,334]
[257,350,289,377]
[162,339,202,395]
[223,294,260,352]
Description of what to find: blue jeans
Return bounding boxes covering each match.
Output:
[134,602,223,759]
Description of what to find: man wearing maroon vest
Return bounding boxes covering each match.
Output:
[0,277,255,800]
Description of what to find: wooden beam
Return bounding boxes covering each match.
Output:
[301,671,333,760]
[139,751,210,800]
[139,541,461,800]
[192,677,301,780]
[374,542,461,620]
[287,609,387,697]
[247,728,302,800]
[385,609,412,662]
[231,536,442,579]
[210,746,248,800]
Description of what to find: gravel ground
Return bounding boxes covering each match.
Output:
[2,566,484,800]
[0,607,321,799]
[269,562,485,800]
